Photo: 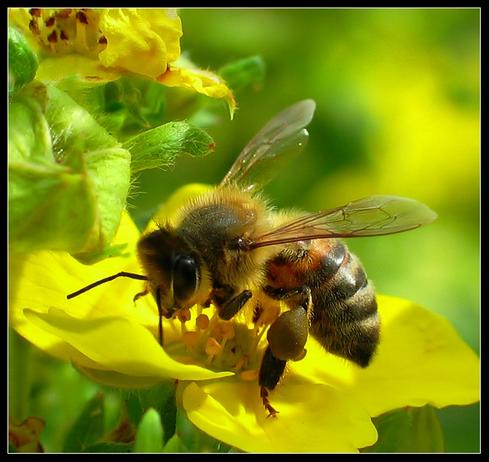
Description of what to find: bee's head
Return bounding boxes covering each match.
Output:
[137,228,201,318]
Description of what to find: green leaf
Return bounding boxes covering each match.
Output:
[133,409,164,453]
[9,155,96,253]
[84,442,133,453]
[44,84,121,161]
[123,121,215,174]
[8,26,38,95]
[219,56,266,93]
[123,381,177,444]
[363,406,444,453]
[8,82,131,260]
[8,329,32,421]
[163,433,189,453]
[401,406,444,452]
[62,392,105,452]
[8,90,51,163]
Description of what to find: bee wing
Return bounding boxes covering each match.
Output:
[221,99,316,192]
[250,195,437,249]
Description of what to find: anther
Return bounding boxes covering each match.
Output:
[98,36,107,45]
[29,19,40,34]
[47,30,58,43]
[60,30,68,40]
[196,314,210,330]
[177,308,191,323]
[177,308,191,334]
[29,8,42,17]
[56,9,73,19]
[213,321,235,341]
[182,331,200,351]
[76,11,88,24]
[47,30,58,51]
[45,17,55,27]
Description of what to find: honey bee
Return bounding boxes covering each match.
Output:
[68,100,436,416]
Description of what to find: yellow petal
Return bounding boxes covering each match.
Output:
[293,294,480,417]
[24,308,233,382]
[75,364,170,389]
[36,55,121,83]
[98,9,182,79]
[159,66,236,118]
[182,379,377,453]
[9,211,145,357]
[10,211,142,318]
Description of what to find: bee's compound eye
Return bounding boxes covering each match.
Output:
[172,256,199,303]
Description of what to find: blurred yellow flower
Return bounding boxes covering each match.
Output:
[9,184,480,452]
[8,8,236,116]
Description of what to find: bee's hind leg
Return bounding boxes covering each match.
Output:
[258,286,312,417]
[259,346,286,417]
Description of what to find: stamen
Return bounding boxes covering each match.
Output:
[177,308,191,333]
[196,314,210,330]
[47,30,58,53]
[75,10,88,24]
[212,321,235,342]
[75,11,88,51]
[60,30,68,40]
[233,354,249,371]
[239,369,258,381]
[56,9,73,19]
[45,17,55,27]
[177,308,191,323]
[181,331,200,351]
[29,19,40,35]
[29,8,42,17]
[205,337,222,364]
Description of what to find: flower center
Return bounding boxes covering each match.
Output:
[163,302,281,382]
[26,8,106,57]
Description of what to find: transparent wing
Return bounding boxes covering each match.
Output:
[250,196,437,249]
[221,99,316,192]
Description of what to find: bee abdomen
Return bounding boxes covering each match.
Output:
[309,246,380,367]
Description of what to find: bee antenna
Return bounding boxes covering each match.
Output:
[66,272,148,299]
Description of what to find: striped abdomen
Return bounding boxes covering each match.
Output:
[265,239,380,367]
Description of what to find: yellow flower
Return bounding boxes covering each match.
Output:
[8,8,236,116]
[9,184,480,452]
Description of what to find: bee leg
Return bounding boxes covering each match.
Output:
[264,285,311,308]
[260,385,279,418]
[133,287,149,304]
[258,287,312,417]
[259,346,286,417]
[218,289,252,320]
[155,288,163,346]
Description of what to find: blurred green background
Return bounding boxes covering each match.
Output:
[129,8,480,452]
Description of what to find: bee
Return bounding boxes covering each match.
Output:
[68,100,437,416]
